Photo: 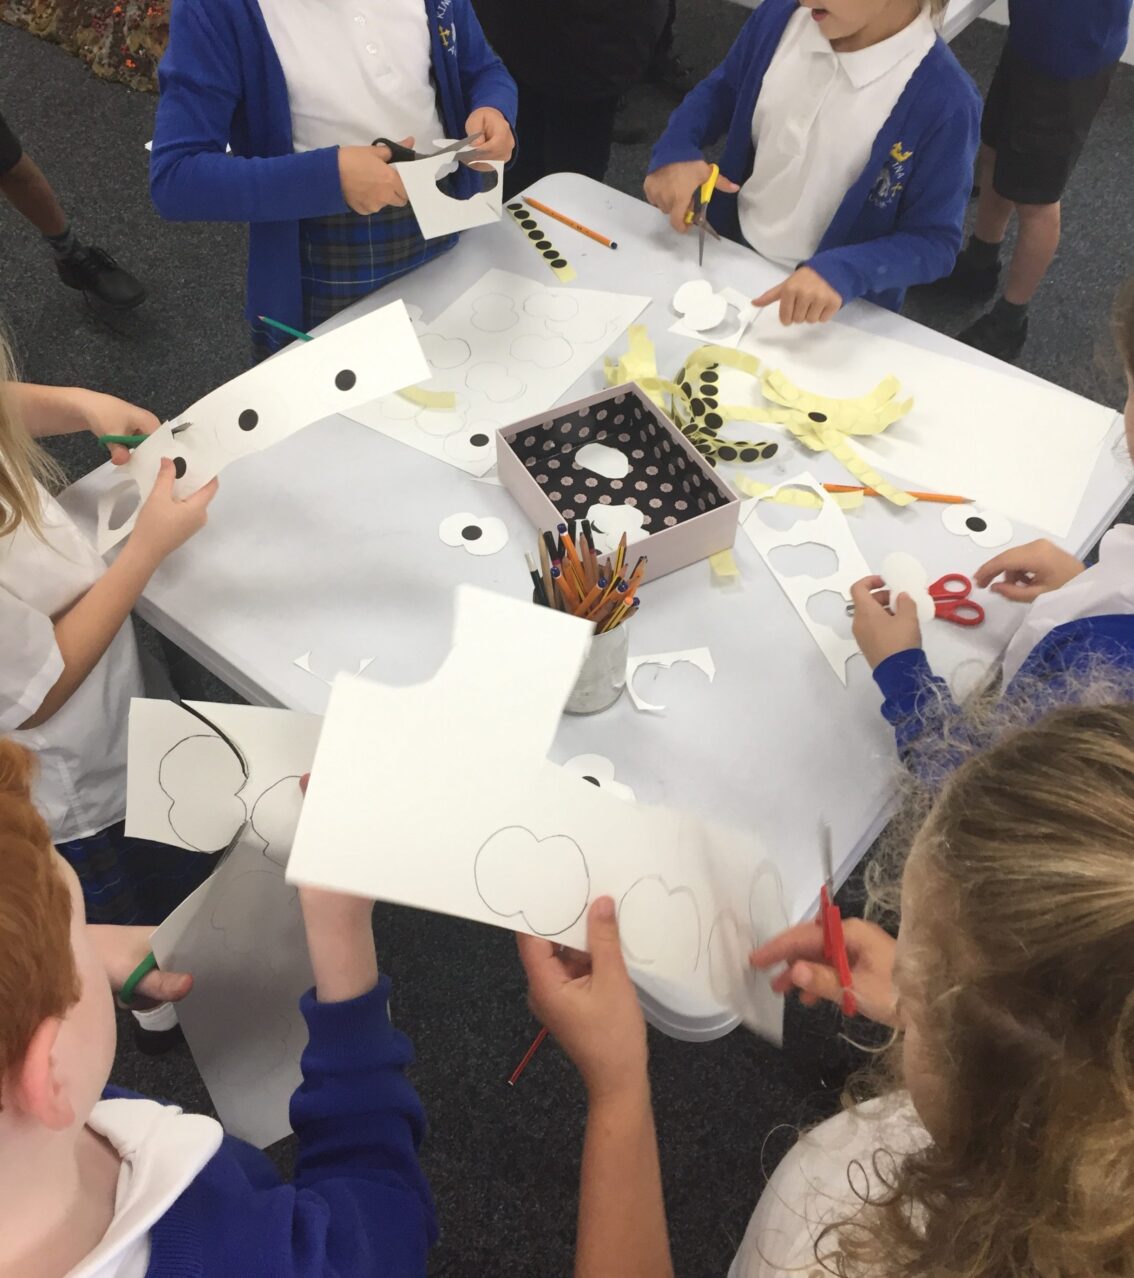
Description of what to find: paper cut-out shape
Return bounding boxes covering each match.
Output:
[394,145,503,240]
[294,652,375,684]
[474,825,591,936]
[672,280,728,332]
[250,776,305,867]
[438,512,509,555]
[466,362,526,402]
[510,333,573,369]
[523,293,577,323]
[942,504,1012,548]
[443,426,498,467]
[626,648,716,713]
[285,587,785,1039]
[587,502,647,553]
[880,552,935,625]
[420,333,471,369]
[562,753,635,801]
[97,301,426,552]
[740,472,870,683]
[670,285,758,350]
[471,293,520,333]
[158,735,247,852]
[576,441,630,480]
[619,876,702,977]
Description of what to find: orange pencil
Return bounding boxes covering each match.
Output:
[523,197,618,250]
[822,483,971,504]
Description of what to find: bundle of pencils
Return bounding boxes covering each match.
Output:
[525,523,645,633]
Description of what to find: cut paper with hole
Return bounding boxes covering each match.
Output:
[285,586,785,1040]
[562,753,635,801]
[575,441,630,480]
[942,504,1012,548]
[880,551,935,625]
[96,300,426,552]
[619,877,702,978]
[626,648,716,713]
[587,502,647,553]
[294,652,375,684]
[438,512,509,555]
[130,699,322,1147]
[344,270,648,479]
[740,472,870,683]
[670,283,757,349]
[394,145,503,240]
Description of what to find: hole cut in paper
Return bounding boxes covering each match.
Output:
[768,542,839,580]
[806,590,856,643]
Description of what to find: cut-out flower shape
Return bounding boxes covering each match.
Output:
[941,504,1012,549]
[438,512,509,555]
[562,753,635,801]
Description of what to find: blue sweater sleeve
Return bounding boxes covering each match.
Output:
[454,0,519,128]
[804,89,980,303]
[873,647,957,764]
[150,0,347,224]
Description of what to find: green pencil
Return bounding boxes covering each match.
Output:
[258,314,314,343]
[99,434,148,448]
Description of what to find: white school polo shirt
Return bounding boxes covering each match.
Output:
[0,483,144,842]
[737,8,936,271]
[257,0,445,154]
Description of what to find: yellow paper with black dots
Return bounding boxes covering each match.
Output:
[505,202,577,282]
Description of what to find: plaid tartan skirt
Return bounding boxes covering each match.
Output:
[252,203,456,358]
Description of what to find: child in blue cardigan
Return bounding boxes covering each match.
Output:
[645,0,980,324]
[851,278,1134,767]
[0,748,435,1278]
[151,0,517,357]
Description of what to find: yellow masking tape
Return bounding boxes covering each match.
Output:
[397,385,458,410]
[709,548,740,578]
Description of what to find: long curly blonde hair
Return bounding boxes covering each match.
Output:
[824,701,1134,1276]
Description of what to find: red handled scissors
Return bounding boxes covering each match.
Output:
[929,573,985,627]
[819,821,856,1017]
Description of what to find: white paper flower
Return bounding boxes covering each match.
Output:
[942,505,1012,548]
[438,512,509,555]
[672,279,728,332]
[562,753,635,801]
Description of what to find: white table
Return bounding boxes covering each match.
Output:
[726,0,1000,42]
[61,174,1129,1038]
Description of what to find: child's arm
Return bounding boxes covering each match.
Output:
[974,541,1086,603]
[518,899,674,1278]
[18,460,216,729]
[452,0,518,161]
[800,103,981,308]
[150,0,351,224]
[10,383,159,465]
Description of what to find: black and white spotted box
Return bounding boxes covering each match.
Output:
[497,383,740,582]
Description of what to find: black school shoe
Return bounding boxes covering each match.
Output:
[56,244,147,310]
[132,1019,187,1056]
[924,245,1001,302]
[957,304,1029,363]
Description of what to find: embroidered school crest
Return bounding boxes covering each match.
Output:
[436,0,458,54]
[870,141,913,209]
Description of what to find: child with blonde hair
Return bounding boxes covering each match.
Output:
[645,0,979,325]
[0,327,216,926]
[522,703,1134,1276]
[0,741,437,1276]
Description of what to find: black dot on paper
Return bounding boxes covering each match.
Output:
[582,775,600,787]
[681,381,694,398]
[697,442,712,455]
[702,397,719,410]
[172,456,187,479]
[691,398,706,416]
[528,230,542,241]
[462,525,483,541]
[520,218,536,229]
[238,409,259,431]
[701,369,719,384]
[718,445,738,462]
[543,249,558,260]
[763,443,779,457]
[966,516,988,533]
[551,258,568,269]
[507,202,523,211]
[808,411,827,423]
[536,239,551,250]
[335,369,357,391]
[470,433,489,448]
[739,448,759,463]
[704,413,723,430]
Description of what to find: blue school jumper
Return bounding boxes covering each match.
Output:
[1007,0,1133,79]
[648,0,981,312]
[874,615,1134,772]
[109,979,437,1277]
[150,0,517,341]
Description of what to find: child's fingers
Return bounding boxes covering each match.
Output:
[517,931,569,1002]
[715,174,740,193]
[990,581,1043,602]
[183,477,220,510]
[972,547,1027,587]
[750,919,828,970]
[107,443,132,466]
[150,456,175,495]
[849,575,888,611]
[751,282,785,309]
[133,969,193,1005]
[790,959,846,1008]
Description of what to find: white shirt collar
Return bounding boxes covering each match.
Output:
[800,9,936,88]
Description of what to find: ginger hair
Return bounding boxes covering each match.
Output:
[0,321,64,539]
[0,741,80,1110]
[823,703,1134,1276]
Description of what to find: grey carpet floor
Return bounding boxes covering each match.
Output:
[1,7,1132,1275]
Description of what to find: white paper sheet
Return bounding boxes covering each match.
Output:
[287,586,787,1040]
[96,301,428,552]
[880,551,935,625]
[739,473,870,683]
[344,270,651,476]
[394,145,503,240]
[129,699,322,1148]
[626,648,716,713]
[670,283,757,348]
[741,309,1115,537]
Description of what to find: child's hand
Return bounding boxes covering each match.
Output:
[464,107,514,163]
[339,143,410,215]
[973,539,1086,602]
[87,925,193,1007]
[517,897,647,1102]
[77,390,160,465]
[129,457,218,564]
[753,266,842,324]
[750,918,898,1027]
[850,575,922,668]
[644,161,740,234]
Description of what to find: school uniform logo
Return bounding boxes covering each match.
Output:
[436,0,457,55]
[870,141,913,208]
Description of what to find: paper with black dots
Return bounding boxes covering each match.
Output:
[343,269,650,478]
[95,300,427,553]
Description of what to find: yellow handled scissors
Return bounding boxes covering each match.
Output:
[683,163,723,266]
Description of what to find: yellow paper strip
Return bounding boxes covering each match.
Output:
[505,203,577,282]
[397,385,457,410]
[709,548,740,579]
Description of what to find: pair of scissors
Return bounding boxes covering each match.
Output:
[370,131,484,164]
[683,163,723,267]
[819,821,856,1018]
[929,572,985,627]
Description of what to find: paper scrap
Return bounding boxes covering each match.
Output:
[880,551,935,625]
[709,549,740,579]
[941,504,1012,548]
[670,283,758,349]
[439,512,509,555]
[626,648,716,713]
[562,753,635,801]
[576,441,631,479]
[586,502,647,553]
[294,653,375,684]
[395,145,503,240]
